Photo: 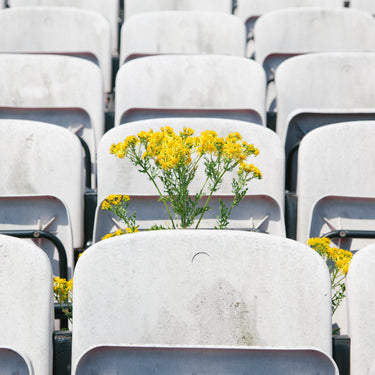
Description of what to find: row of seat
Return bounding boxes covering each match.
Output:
[2,230,375,374]
[1,118,374,278]
[0,6,374,94]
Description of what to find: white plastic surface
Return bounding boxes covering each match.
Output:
[94,118,285,239]
[347,243,375,375]
[275,52,375,145]
[0,54,104,187]
[72,230,332,372]
[0,120,85,268]
[0,348,34,375]
[120,11,246,64]
[7,0,119,55]
[0,7,112,94]
[254,8,375,110]
[0,0,5,8]
[74,345,338,375]
[0,234,54,375]
[124,0,232,19]
[115,55,266,126]
[350,0,375,14]
[296,122,375,247]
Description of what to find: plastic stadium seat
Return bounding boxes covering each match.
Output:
[94,118,285,241]
[254,7,375,110]
[275,52,375,190]
[0,54,104,188]
[94,118,285,240]
[124,0,233,20]
[0,0,5,8]
[0,234,54,375]
[0,120,86,278]
[234,0,344,57]
[347,243,375,375]
[0,7,112,96]
[120,11,246,64]
[296,122,375,251]
[72,230,333,372]
[0,348,34,375]
[74,346,338,375]
[115,55,266,126]
[350,0,375,15]
[7,0,119,56]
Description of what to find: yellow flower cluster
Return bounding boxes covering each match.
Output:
[53,277,73,303]
[101,194,130,210]
[110,127,260,172]
[101,227,139,240]
[308,237,352,275]
[238,162,262,179]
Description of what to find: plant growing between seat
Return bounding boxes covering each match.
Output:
[308,237,353,316]
[101,126,262,238]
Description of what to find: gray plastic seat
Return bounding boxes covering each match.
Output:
[254,7,375,110]
[234,0,344,57]
[0,7,112,96]
[124,0,233,20]
[0,54,104,188]
[0,120,85,278]
[297,122,375,250]
[275,52,375,190]
[72,230,333,372]
[94,118,285,240]
[0,234,54,375]
[120,11,246,64]
[74,346,338,375]
[7,0,119,56]
[115,55,266,126]
[350,0,375,15]
[347,243,375,375]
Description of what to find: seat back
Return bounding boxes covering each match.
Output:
[120,11,246,64]
[350,0,375,15]
[124,0,232,19]
[74,346,338,375]
[347,243,375,375]
[296,122,375,248]
[94,118,285,239]
[115,55,266,126]
[0,120,85,274]
[7,0,119,55]
[254,8,375,110]
[0,7,112,94]
[0,54,104,187]
[235,0,344,57]
[72,230,332,372]
[0,234,54,375]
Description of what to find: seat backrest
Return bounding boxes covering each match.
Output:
[0,54,104,187]
[7,0,119,55]
[350,0,375,14]
[0,7,112,94]
[296,122,375,244]
[0,120,85,254]
[275,52,375,144]
[74,346,339,375]
[124,0,232,19]
[347,243,375,375]
[71,230,332,372]
[120,11,246,64]
[0,0,5,8]
[235,0,344,24]
[0,234,54,375]
[115,55,266,126]
[95,118,285,238]
[255,7,375,76]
